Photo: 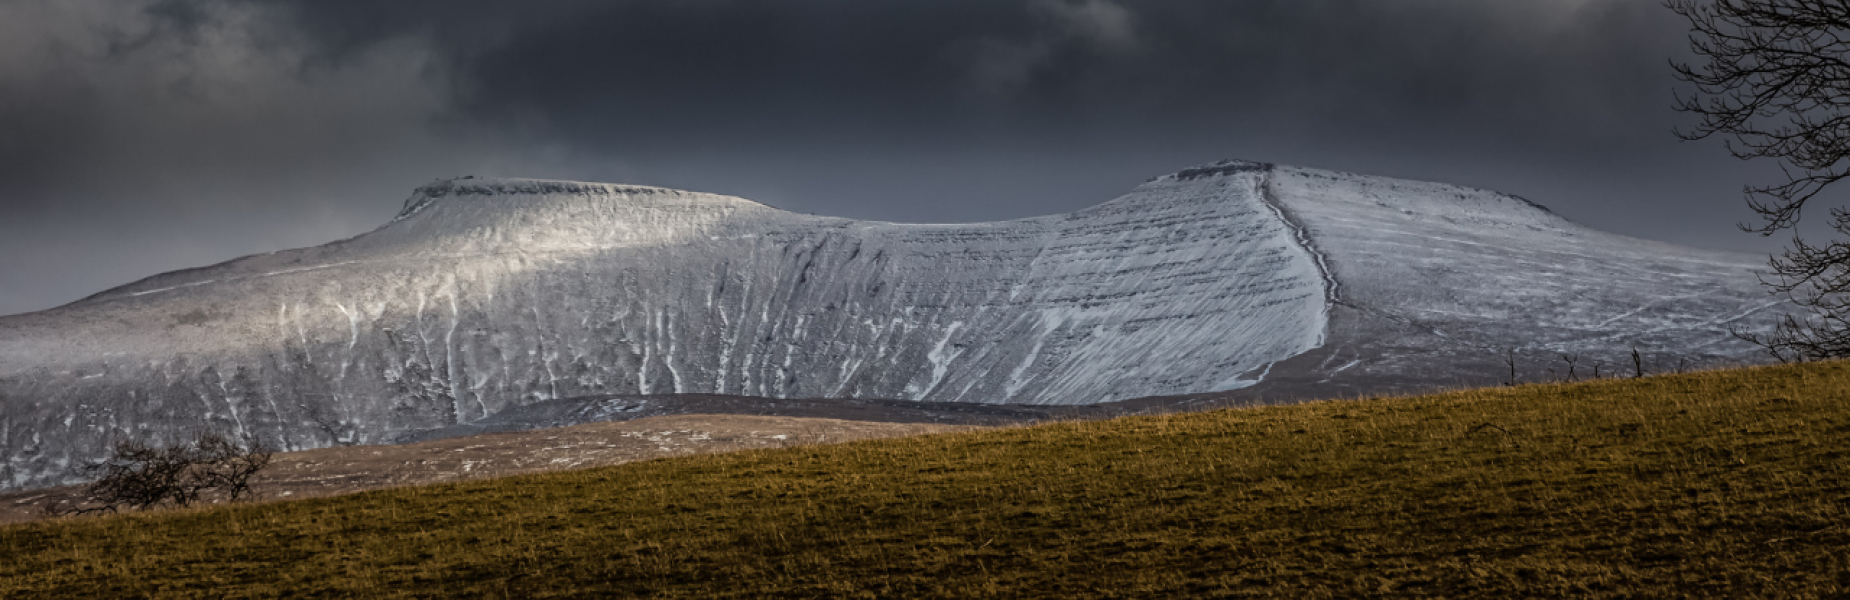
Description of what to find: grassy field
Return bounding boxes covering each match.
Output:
[3,363,1849,598]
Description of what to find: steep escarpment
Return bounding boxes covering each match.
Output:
[1234,166,1786,400]
[0,161,1789,491]
[0,163,1330,489]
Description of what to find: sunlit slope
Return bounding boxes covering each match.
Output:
[0,166,1327,490]
[5,362,1846,597]
[0,161,1783,492]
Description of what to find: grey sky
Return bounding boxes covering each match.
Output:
[0,0,1799,316]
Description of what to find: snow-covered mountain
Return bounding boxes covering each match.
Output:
[0,161,1785,489]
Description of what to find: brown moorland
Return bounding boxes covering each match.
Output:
[2,362,1848,597]
[0,415,978,524]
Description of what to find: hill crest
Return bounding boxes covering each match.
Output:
[0,160,1785,491]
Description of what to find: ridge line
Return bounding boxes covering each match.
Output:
[1255,169,1342,311]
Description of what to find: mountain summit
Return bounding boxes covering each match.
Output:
[0,161,1784,490]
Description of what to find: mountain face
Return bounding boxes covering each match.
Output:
[0,161,1784,490]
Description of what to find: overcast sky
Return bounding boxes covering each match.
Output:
[0,0,1803,316]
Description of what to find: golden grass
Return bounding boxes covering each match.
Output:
[3,362,1849,598]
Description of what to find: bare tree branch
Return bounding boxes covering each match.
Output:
[1671,0,1850,358]
[50,430,273,515]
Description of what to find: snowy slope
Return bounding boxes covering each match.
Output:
[0,164,1336,489]
[1234,165,1785,399]
[0,161,1785,490]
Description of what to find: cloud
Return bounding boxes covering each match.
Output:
[958,0,1141,98]
[0,0,528,313]
[1041,0,1139,54]
[0,0,458,197]
[0,0,1786,315]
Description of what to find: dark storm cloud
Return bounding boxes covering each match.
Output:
[0,0,1792,315]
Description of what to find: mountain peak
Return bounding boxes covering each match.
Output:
[0,159,1784,492]
[394,177,710,221]
[1148,159,1273,183]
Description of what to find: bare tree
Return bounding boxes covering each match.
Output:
[190,432,273,502]
[54,431,273,515]
[1670,0,1850,360]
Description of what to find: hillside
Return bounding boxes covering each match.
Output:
[4,362,1846,597]
[0,161,1787,492]
[0,414,982,525]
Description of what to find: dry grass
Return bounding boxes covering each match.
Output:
[3,362,1849,597]
[1,414,979,524]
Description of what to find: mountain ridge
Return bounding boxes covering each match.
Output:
[0,160,1785,490]
[66,160,1565,310]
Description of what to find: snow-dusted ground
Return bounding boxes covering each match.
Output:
[0,161,1784,490]
[1236,165,1785,399]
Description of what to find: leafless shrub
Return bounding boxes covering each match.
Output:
[50,430,273,516]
